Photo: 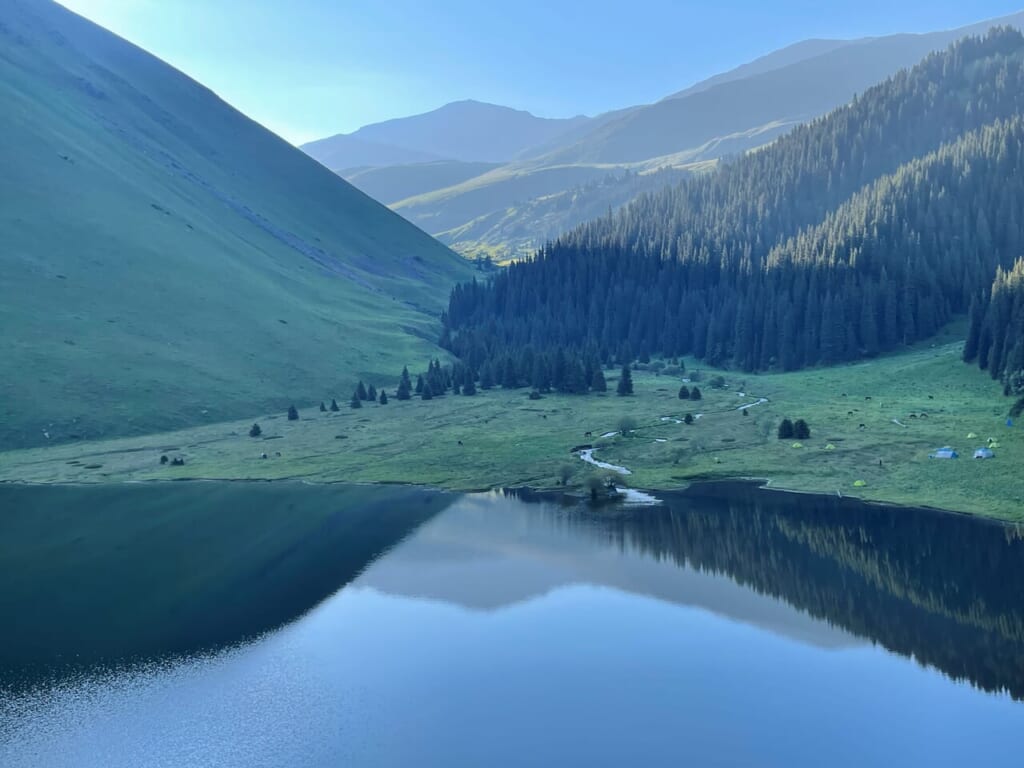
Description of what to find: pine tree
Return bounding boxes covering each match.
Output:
[379,391,388,405]
[421,382,434,400]
[330,398,339,412]
[368,384,377,402]
[319,401,327,412]
[463,378,477,395]
[591,367,607,393]
[249,423,262,437]
[794,419,811,440]
[690,386,702,401]
[357,381,369,401]
[287,405,299,421]
[396,381,411,400]
[778,419,795,439]
[350,394,362,409]
[415,375,425,394]
[480,364,495,390]
[617,364,634,396]
[678,385,690,400]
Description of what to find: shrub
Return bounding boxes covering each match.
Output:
[528,390,542,400]
[684,413,694,425]
[778,419,795,439]
[617,416,638,435]
[249,423,262,437]
[678,385,690,400]
[558,464,575,486]
[709,375,727,390]
[287,405,299,421]
[690,387,702,401]
[794,419,811,440]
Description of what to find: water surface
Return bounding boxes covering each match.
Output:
[1,482,1022,767]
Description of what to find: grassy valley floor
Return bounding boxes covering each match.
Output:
[1,326,1021,522]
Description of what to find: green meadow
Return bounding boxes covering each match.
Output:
[3,323,1020,521]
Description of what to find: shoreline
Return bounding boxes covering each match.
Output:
[3,474,1019,529]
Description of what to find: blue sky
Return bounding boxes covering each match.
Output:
[58,0,1024,144]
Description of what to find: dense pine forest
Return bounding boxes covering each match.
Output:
[441,29,1024,382]
[967,257,1024,397]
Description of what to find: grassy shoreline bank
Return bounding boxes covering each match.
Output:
[1,329,1020,521]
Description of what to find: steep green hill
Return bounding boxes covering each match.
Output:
[0,0,472,449]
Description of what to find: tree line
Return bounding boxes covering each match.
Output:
[965,256,1024,399]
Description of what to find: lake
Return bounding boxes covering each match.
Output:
[1,481,1023,767]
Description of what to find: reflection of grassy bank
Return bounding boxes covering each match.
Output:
[1,327,1020,520]
[0,483,449,677]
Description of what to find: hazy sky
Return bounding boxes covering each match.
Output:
[57,0,1024,145]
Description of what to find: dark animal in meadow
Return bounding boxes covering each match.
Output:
[171,457,185,466]
[160,455,169,465]
[457,440,463,446]
[260,453,267,459]
[585,431,593,437]
[859,424,866,430]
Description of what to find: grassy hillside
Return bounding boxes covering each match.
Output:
[343,160,502,205]
[0,0,473,449]
[438,167,696,263]
[3,325,1020,521]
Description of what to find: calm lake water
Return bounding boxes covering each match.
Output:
[1,481,1023,767]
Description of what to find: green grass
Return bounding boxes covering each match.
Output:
[3,325,1021,521]
[0,1,472,450]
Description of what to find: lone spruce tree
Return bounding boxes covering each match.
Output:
[330,398,340,412]
[379,390,388,405]
[617,364,634,396]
